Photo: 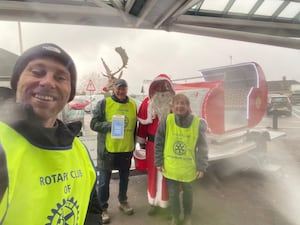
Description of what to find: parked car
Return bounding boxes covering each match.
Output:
[69,98,90,110]
[84,94,104,113]
[267,94,292,116]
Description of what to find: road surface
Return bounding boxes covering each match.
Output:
[84,110,300,225]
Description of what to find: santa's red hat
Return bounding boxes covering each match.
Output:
[149,74,175,98]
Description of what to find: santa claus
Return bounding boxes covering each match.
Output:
[137,74,175,215]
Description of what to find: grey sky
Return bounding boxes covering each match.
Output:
[0,21,299,94]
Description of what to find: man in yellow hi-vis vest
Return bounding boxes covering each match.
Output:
[90,79,137,224]
[154,93,209,225]
[0,43,101,225]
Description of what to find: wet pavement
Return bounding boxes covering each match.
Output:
[83,112,300,225]
[84,131,300,225]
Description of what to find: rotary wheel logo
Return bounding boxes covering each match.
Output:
[173,141,186,155]
[46,197,79,225]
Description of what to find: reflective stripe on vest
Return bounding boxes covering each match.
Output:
[163,114,199,182]
[105,97,136,153]
[0,122,96,225]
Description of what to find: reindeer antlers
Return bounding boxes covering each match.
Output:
[101,47,129,79]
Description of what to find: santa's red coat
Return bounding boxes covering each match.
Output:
[137,96,168,208]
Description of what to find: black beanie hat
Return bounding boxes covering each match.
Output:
[11,43,77,102]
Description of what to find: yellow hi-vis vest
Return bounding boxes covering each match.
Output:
[105,97,136,153]
[163,114,199,182]
[0,122,96,225]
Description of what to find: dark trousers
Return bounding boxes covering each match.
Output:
[98,168,130,209]
[166,178,193,220]
[85,187,103,225]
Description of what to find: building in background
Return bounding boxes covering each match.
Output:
[267,76,299,96]
[0,48,18,87]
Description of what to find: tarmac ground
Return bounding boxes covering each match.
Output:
[83,112,300,225]
[86,134,300,225]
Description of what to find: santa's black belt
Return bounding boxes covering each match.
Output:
[147,135,155,142]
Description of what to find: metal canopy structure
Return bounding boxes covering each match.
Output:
[0,0,299,49]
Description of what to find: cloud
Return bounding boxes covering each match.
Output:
[1,21,299,93]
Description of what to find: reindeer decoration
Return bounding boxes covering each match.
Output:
[101,47,129,95]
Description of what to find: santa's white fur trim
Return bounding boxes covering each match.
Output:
[147,171,168,208]
[137,100,154,125]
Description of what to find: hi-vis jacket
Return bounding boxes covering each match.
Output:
[163,114,200,182]
[90,94,137,170]
[105,97,136,153]
[154,113,209,182]
[0,120,96,225]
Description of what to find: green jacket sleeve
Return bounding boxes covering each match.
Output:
[195,118,209,172]
[154,117,167,167]
[90,99,111,133]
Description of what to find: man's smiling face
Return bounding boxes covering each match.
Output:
[16,58,71,127]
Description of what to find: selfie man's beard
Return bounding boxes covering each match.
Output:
[150,92,173,121]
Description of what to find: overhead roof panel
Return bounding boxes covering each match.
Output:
[201,0,228,12]
[254,0,283,17]
[278,2,300,19]
[0,0,299,49]
[229,0,257,14]
[187,0,300,23]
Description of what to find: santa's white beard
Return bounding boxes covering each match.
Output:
[149,92,173,121]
